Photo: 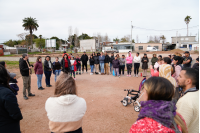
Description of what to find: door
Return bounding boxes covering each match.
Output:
[189,44,192,51]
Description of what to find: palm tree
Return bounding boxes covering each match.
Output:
[22,17,39,48]
[184,15,192,36]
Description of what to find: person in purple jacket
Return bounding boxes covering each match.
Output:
[112,56,120,78]
[34,56,44,90]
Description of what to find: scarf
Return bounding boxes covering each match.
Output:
[137,100,177,129]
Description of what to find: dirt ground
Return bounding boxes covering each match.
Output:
[16,71,147,133]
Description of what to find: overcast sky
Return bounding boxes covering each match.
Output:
[0,0,199,43]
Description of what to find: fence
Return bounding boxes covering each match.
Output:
[4,48,27,54]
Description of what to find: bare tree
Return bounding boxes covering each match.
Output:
[68,26,73,45]
[74,27,79,47]
[97,32,103,42]
[154,36,160,43]
[17,32,29,40]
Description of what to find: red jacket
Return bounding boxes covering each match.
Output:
[71,60,77,71]
[151,69,159,77]
[129,113,187,133]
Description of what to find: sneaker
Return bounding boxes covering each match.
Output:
[122,74,124,76]
[74,78,76,80]
[24,96,28,100]
[129,75,131,77]
[119,76,120,78]
[46,85,52,87]
[99,72,101,74]
[28,93,35,96]
[79,73,81,75]
[136,75,138,78]
[127,75,129,77]
[133,75,136,77]
[90,73,93,75]
[82,72,84,74]
[38,87,44,90]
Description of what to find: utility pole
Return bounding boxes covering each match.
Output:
[131,21,132,45]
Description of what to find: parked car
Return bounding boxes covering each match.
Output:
[103,49,119,53]
[146,47,160,52]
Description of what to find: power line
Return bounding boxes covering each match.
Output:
[133,25,199,31]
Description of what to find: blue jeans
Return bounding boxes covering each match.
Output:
[54,69,61,82]
[44,71,52,85]
[100,63,104,73]
[110,63,113,73]
[90,65,94,73]
[36,74,43,88]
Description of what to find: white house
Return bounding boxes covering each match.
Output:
[80,39,99,52]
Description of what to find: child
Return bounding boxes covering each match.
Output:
[89,55,94,75]
[70,57,77,80]
[150,63,159,77]
[112,56,120,78]
[9,73,19,95]
[75,55,81,75]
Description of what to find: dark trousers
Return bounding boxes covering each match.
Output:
[44,71,52,85]
[71,70,75,78]
[76,65,81,74]
[127,63,132,75]
[82,62,87,72]
[51,127,82,133]
[134,63,140,75]
[119,65,125,75]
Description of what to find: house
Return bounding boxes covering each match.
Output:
[80,39,99,52]
[105,42,134,53]
[134,43,162,51]
[171,36,199,51]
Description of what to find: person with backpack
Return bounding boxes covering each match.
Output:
[81,52,88,74]
[19,53,35,100]
[53,57,61,82]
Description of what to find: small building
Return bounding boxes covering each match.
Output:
[109,42,134,53]
[134,43,162,51]
[80,39,99,52]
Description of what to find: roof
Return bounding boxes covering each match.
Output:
[171,36,196,38]
[135,43,162,45]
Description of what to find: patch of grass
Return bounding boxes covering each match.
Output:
[0,60,34,69]
[3,54,15,57]
[28,52,42,55]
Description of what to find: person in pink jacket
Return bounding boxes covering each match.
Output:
[126,52,133,77]
[172,56,183,87]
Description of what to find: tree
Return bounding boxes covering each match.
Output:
[120,38,128,42]
[34,38,45,48]
[70,45,74,52]
[78,33,92,40]
[148,35,160,43]
[113,37,120,42]
[184,15,192,36]
[22,17,39,48]
[160,35,166,44]
[132,39,135,43]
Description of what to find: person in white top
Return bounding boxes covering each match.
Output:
[133,52,141,77]
[45,72,87,133]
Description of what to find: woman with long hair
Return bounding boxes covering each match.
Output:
[53,57,61,82]
[61,54,71,74]
[129,77,187,133]
[133,52,141,77]
[0,65,23,133]
[126,52,133,77]
[45,72,87,133]
[34,56,44,90]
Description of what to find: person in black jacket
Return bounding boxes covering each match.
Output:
[192,57,199,71]
[94,53,99,74]
[89,55,95,75]
[81,52,88,74]
[0,64,23,133]
[19,53,35,100]
[110,53,115,75]
[75,54,81,75]
[104,52,110,75]
[61,54,71,74]
[44,56,53,87]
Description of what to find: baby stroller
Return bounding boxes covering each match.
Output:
[120,78,146,112]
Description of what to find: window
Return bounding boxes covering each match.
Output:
[154,46,159,49]
[138,46,143,50]
[181,38,184,40]
[183,45,187,48]
[185,38,188,40]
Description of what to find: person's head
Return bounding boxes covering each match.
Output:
[122,55,125,59]
[90,55,93,58]
[36,56,42,62]
[136,52,139,57]
[196,58,199,63]
[184,51,190,57]
[0,64,10,89]
[173,56,183,65]
[54,72,77,97]
[163,57,171,64]
[55,57,59,61]
[115,56,117,60]
[111,52,114,56]
[64,51,66,54]
[168,55,171,59]
[117,54,119,58]
[64,54,68,59]
[158,55,162,59]
[128,52,131,57]
[0,61,6,67]
[101,52,103,55]
[22,53,28,60]
[71,56,74,60]
[76,54,79,58]
[84,51,86,55]
[141,77,174,101]
[144,53,147,58]
[104,52,107,55]
[172,54,176,58]
[177,68,199,91]
[93,52,95,55]
[157,58,163,65]
[45,56,50,61]
[153,54,156,58]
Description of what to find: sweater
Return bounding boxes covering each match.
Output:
[112,59,120,68]
[119,58,126,66]
[176,90,199,133]
[129,117,182,133]
[133,56,141,63]
[34,61,43,74]
[150,69,159,77]
[99,55,105,63]
[172,65,182,87]
[126,56,133,64]
[45,95,87,132]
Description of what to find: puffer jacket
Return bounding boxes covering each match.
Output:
[112,59,120,68]
[151,53,158,66]
[126,56,133,64]
[104,55,110,63]
[110,56,115,64]
[93,56,99,64]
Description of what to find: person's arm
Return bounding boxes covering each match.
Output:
[174,66,181,81]
[4,92,23,121]
[147,58,149,63]
[20,61,30,71]
[34,63,38,74]
[183,59,191,64]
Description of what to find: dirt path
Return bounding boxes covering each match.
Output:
[16,72,145,133]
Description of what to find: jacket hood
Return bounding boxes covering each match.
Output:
[152,53,157,57]
[55,94,78,105]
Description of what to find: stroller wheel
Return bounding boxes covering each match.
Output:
[134,105,140,112]
[122,99,128,107]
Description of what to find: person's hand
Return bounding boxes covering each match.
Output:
[149,65,153,69]
[29,66,32,69]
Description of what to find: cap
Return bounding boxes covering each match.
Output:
[9,73,16,78]
[0,61,5,67]
[22,53,27,58]
[184,51,189,54]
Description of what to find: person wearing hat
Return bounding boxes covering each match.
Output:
[81,52,88,74]
[9,73,19,95]
[19,53,35,100]
[192,57,199,71]
[183,51,192,68]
